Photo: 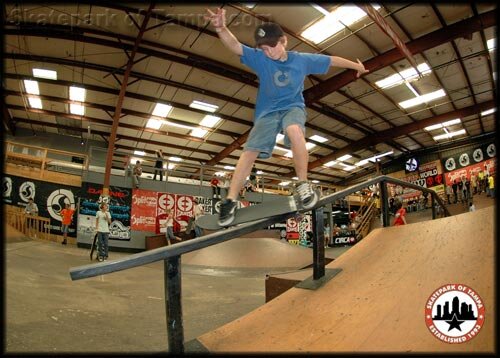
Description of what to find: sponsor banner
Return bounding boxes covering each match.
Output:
[130,189,157,232]
[80,182,131,240]
[444,158,496,186]
[442,143,496,172]
[3,174,80,236]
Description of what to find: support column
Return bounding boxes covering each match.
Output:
[165,255,184,353]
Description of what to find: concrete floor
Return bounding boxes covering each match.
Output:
[5,193,493,353]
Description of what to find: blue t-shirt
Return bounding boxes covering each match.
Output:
[240,44,331,120]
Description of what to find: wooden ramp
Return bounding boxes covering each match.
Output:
[196,206,495,353]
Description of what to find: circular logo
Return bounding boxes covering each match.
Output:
[47,189,75,220]
[19,181,36,201]
[176,195,193,212]
[486,143,496,157]
[406,158,418,172]
[3,177,12,198]
[459,153,470,167]
[473,149,483,163]
[425,284,485,344]
[158,193,175,210]
[273,70,290,87]
[445,158,456,171]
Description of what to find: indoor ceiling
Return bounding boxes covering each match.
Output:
[3,2,497,186]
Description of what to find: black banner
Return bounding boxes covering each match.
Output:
[80,182,132,240]
[442,142,496,172]
[3,174,81,237]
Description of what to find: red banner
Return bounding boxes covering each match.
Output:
[130,189,157,232]
[156,193,197,234]
[444,158,496,186]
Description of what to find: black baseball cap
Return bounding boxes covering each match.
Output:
[254,22,285,47]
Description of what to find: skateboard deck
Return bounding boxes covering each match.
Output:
[89,232,98,261]
[196,190,319,230]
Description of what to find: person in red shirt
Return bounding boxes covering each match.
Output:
[393,201,407,226]
[60,203,75,245]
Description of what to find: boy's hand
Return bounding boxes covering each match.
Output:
[205,8,226,30]
[355,59,369,78]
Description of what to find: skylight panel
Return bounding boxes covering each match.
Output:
[152,103,173,117]
[134,150,146,156]
[433,129,466,141]
[337,154,352,162]
[481,108,496,116]
[305,142,316,151]
[199,115,221,127]
[69,86,86,101]
[487,38,496,52]
[309,134,328,143]
[28,97,42,109]
[324,160,338,167]
[70,104,85,115]
[190,128,208,138]
[24,80,39,95]
[146,118,163,130]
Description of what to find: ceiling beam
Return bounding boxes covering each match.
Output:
[303,10,495,102]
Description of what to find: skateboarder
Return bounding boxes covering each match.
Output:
[205,8,368,226]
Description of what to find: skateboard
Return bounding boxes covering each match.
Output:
[89,232,99,261]
[195,190,320,230]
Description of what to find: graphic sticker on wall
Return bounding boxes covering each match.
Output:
[459,153,470,167]
[473,148,483,163]
[486,143,496,157]
[445,157,456,171]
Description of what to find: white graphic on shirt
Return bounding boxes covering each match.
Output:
[273,70,290,87]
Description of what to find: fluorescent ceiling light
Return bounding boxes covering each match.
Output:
[274,144,289,152]
[169,157,182,162]
[70,104,85,115]
[284,151,294,158]
[146,118,163,130]
[481,108,496,116]
[167,163,176,170]
[355,159,370,166]
[152,103,173,117]
[256,170,264,175]
[69,86,86,101]
[312,179,320,184]
[309,134,328,143]
[433,129,466,141]
[375,63,432,89]
[190,128,208,138]
[199,115,221,128]
[337,154,352,162]
[424,118,461,131]
[24,80,39,95]
[292,176,298,180]
[279,181,290,186]
[373,150,393,159]
[341,165,356,171]
[28,97,42,109]
[243,3,257,9]
[224,165,235,170]
[398,89,446,109]
[32,68,57,80]
[134,150,146,156]
[214,171,226,176]
[324,160,337,167]
[487,38,496,52]
[301,4,380,44]
[165,121,195,130]
[189,100,218,113]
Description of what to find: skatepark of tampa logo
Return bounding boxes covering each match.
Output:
[425,283,485,344]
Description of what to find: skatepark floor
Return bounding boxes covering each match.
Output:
[4,193,494,353]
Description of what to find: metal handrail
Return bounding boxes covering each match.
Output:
[69,174,449,353]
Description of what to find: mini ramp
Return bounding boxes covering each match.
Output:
[182,237,325,269]
[195,207,495,353]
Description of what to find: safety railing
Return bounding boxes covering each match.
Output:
[69,175,449,353]
[5,205,53,241]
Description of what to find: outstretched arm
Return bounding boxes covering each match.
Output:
[330,56,369,78]
[205,8,243,56]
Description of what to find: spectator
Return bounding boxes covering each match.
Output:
[487,174,495,198]
[193,198,204,237]
[469,202,476,212]
[95,203,112,262]
[210,174,221,199]
[470,173,477,195]
[452,180,458,204]
[445,184,452,204]
[124,154,132,177]
[477,169,484,194]
[133,160,142,188]
[163,208,176,245]
[24,198,38,216]
[393,201,407,226]
[60,203,75,245]
[153,149,164,181]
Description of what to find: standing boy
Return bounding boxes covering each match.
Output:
[60,203,75,245]
[205,8,368,226]
[95,203,112,262]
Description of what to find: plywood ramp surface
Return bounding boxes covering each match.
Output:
[183,237,315,269]
[198,207,495,353]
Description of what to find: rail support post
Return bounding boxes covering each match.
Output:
[165,255,184,353]
[380,180,390,227]
[312,207,325,280]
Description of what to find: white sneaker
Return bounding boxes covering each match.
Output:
[295,181,319,210]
